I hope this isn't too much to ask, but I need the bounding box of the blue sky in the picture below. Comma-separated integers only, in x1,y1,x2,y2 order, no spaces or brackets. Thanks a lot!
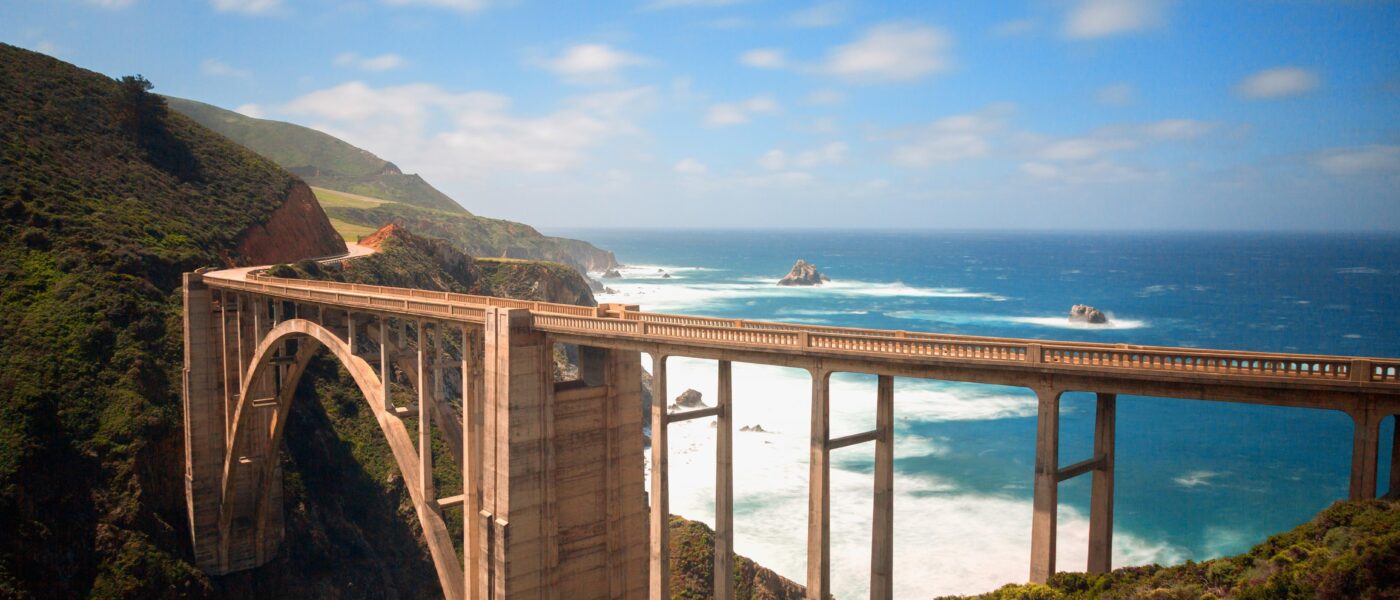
5,0,1399,230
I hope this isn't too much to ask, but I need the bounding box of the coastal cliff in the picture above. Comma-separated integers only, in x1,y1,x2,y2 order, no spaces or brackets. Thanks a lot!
233,181,346,265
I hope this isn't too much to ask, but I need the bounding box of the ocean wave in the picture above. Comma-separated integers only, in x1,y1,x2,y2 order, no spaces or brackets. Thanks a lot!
889,311,1148,331
1335,266,1380,275
595,278,1007,313
647,357,1184,597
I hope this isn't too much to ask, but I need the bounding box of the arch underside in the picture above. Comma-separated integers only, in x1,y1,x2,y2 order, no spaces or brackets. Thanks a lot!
220,318,465,597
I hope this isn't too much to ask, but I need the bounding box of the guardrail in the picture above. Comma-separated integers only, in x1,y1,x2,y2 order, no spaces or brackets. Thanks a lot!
204,271,1400,387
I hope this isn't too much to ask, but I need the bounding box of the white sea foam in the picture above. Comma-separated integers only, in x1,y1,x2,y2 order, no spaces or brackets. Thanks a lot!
595,277,1007,313
889,311,1148,331
646,358,1185,597
1335,266,1380,275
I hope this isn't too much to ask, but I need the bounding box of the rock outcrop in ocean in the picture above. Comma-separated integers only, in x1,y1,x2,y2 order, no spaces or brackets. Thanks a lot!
1070,304,1109,324
668,389,708,412
777,259,830,286
602,268,622,279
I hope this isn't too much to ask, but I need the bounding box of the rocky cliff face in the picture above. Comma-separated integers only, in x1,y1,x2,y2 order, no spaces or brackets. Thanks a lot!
233,181,346,265
669,516,813,599
477,258,597,306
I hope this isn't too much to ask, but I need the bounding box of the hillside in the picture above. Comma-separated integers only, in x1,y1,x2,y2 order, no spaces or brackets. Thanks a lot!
325,200,617,273
951,498,1400,600
0,43,347,596
166,97,464,213
168,96,619,273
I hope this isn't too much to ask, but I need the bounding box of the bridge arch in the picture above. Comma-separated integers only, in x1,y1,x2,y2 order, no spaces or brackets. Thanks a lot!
216,317,465,598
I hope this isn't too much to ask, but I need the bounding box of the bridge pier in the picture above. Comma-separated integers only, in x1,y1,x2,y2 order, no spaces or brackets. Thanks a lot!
1029,390,1117,583
1349,406,1381,500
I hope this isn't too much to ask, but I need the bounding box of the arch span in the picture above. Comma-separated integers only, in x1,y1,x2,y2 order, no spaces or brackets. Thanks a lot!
217,317,464,598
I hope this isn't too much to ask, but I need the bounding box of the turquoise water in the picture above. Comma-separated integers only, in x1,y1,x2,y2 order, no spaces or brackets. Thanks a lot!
554,229,1400,596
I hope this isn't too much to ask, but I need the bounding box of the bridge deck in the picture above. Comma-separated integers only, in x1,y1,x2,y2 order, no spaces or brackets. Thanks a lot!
203,268,1400,403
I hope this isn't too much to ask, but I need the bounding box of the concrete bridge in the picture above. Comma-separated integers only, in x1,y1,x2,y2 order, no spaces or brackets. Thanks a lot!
182,266,1400,599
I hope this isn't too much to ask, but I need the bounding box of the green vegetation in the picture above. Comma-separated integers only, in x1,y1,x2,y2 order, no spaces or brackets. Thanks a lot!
166,97,465,213
668,516,811,600
949,499,1400,600
0,42,318,596
326,201,617,273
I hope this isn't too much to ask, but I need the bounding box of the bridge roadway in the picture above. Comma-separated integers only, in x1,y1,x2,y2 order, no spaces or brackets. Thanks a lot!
187,265,1400,600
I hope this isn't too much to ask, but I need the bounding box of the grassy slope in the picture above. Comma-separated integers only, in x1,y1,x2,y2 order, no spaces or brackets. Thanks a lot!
166,97,618,273
951,499,1400,600
0,43,329,597
166,97,465,214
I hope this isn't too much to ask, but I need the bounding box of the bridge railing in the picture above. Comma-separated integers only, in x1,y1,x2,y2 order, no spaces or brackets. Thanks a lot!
209,272,1400,387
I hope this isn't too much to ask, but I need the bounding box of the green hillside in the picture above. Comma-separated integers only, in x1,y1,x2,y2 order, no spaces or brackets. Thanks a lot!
167,97,619,273
166,96,465,213
951,499,1400,600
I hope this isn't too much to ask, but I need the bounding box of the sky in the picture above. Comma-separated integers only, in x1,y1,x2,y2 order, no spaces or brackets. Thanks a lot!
4,0,1400,231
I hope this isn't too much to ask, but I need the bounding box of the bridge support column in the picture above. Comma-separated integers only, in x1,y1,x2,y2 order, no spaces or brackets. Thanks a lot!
715,360,735,600
1390,415,1400,499
649,354,670,600
807,369,831,600
1029,388,1061,584
871,375,895,600
1350,405,1381,500
184,274,226,572
481,307,554,598
1088,393,1116,574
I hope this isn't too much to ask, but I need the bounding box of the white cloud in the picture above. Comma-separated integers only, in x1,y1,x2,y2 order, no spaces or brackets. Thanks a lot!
88,0,136,8
993,19,1036,37
335,52,407,72
1019,159,1153,184
888,104,1013,167
1063,0,1165,39
383,0,490,12
541,44,651,84
787,2,845,28
1038,137,1137,161
1234,66,1321,100
804,90,845,105
210,0,283,15
758,142,848,170
821,22,953,83
740,48,787,69
757,150,787,170
674,158,708,175
1035,119,1212,160
1095,82,1136,106
1313,145,1400,175
275,81,654,175
201,58,252,78
1139,119,1213,140
705,95,779,126
235,104,266,118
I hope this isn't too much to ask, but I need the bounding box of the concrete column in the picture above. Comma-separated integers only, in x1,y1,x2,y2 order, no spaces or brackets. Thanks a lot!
715,360,735,600
419,320,434,503
182,273,227,572
1350,405,1381,500
380,318,393,412
481,307,553,597
871,375,894,600
649,354,670,600
1029,388,1061,584
807,370,831,600
1088,393,1116,574
463,326,481,600
1389,415,1400,499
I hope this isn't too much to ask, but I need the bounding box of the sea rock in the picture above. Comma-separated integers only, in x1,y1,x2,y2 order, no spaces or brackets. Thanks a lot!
777,259,830,286
1069,304,1109,324
662,273,671,279
602,268,622,279
740,424,767,433
668,388,708,412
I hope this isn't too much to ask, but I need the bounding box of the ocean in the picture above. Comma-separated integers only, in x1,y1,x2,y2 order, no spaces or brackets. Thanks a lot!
550,229,1400,598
